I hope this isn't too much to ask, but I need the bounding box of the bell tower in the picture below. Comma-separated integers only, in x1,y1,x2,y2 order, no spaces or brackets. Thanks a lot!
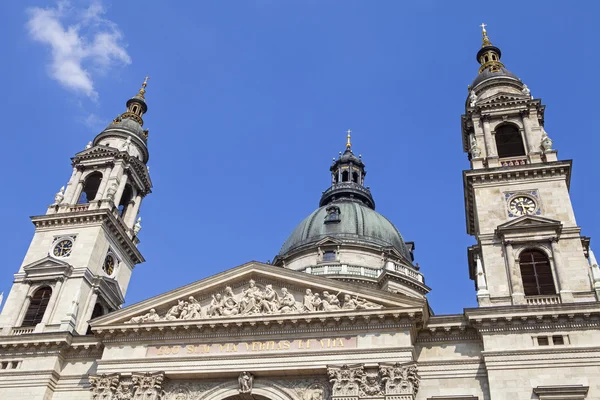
0,79,153,335
461,26,600,307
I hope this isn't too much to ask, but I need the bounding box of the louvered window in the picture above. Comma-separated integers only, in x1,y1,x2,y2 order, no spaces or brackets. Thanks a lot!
519,250,556,296
21,287,52,327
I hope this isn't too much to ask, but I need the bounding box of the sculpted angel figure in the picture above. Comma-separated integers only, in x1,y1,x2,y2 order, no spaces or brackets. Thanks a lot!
278,287,298,313
222,286,240,316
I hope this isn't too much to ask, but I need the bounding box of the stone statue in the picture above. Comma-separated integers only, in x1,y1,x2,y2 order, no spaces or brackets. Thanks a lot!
164,300,184,321
85,141,92,149
126,308,160,324
239,279,261,314
238,372,253,394
54,186,65,205
222,286,240,316
107,182,118,200
260,284,279,314
522,84,532,98
469,134,481,158
321,291,341,311
278,288,299,313
207,294,223,317
133,217,142,235
541,129,553,152
184,296,202,320
121,136,132,152
303,383,325,400
469,90,478,107
303,289,315,312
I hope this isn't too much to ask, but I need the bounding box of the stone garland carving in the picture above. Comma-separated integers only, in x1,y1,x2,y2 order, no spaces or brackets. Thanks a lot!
126,280,383,324
327,363,420,399
89,372,166,400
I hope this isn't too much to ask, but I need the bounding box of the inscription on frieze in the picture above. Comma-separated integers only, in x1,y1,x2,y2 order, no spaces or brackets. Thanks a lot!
147,337,357,357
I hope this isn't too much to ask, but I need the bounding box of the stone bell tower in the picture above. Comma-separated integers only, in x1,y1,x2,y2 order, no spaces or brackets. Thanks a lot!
461,25,600,307
0,79,153,335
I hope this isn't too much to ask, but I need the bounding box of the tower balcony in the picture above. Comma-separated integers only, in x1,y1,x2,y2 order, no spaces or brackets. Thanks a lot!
499,156,528,167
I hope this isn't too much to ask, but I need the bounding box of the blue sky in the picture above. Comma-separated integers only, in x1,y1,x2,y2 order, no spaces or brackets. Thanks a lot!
0,1,598,315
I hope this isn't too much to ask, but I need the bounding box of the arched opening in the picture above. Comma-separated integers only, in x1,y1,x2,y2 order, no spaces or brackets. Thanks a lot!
352,171,359,183
495,124,525,158
87,303,105,334
519,249,556,296
118,184,133,217
341,170,349,182
22,286,52,327
78,172,102,204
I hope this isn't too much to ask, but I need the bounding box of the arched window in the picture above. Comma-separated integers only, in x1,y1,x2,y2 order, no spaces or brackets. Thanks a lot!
495,124,525,158
77,172,102,204
352,171,359,183
519,249,556,296
22,287,52,327
341,170,349,182
87,303,105,334
118,185,133,217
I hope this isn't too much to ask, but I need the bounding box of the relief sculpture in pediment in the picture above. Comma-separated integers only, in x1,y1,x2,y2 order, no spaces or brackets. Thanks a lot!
125,279,382,324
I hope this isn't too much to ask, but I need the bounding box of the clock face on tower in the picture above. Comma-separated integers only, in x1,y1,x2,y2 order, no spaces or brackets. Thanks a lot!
508,196,537,216
52,239,73,257
103,255,115,276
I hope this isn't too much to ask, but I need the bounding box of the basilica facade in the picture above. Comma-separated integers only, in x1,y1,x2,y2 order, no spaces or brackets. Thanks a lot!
0,27,598,400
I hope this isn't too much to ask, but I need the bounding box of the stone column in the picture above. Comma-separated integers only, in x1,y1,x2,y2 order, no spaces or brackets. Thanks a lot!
505,241,525,305
77,288,99,334
550,238,574,303
481,115,499,167
95,164,113,201
66,168,85,204
61,167,79,205
114,173,130,207
125,194,143,227
521,109,542,163
13,293,32,329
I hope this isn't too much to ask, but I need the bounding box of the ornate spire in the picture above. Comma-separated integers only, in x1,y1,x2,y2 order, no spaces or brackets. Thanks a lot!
113,77,149,128
476,24,504,74
346,129,352,151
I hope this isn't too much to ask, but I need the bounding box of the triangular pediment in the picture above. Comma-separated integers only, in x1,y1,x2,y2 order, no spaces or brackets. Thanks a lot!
496,215,562,236
23,256,73,281
477,92,530,108
74,145,119,159
91,261,424,328
315,237,343,247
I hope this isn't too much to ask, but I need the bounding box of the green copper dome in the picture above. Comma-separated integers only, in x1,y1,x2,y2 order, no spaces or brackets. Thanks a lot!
278,201,412,261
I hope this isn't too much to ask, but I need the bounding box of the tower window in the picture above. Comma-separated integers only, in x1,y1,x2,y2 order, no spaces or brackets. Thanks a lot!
323,251,336,262
87,303,105,334
21,287,52,327
342,170,349,182
78,172,102,204
519,249,556,296
352,171,359,183
118,184,133,217
495,124,526,158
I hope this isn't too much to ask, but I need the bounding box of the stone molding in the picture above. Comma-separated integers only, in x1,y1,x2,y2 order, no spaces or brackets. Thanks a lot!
533,385,589,400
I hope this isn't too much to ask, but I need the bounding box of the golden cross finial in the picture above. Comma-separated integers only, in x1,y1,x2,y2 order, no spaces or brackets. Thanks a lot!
142,76,149,88
346,129,352,149
136,76,149,99
480,23,492,47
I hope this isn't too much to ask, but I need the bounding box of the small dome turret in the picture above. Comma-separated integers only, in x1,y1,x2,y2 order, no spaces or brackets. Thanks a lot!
471,24,521,89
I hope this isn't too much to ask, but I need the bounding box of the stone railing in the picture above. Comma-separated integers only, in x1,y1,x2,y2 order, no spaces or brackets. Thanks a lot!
305,263,423,282
500,156,528,167
526,295,561,306
394,264,424,283
11,327,35,336
68,203,90,212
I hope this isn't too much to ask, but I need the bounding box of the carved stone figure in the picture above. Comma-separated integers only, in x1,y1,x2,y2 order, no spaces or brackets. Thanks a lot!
86,141,92,149
541,129,553,152
107,182,118,200
522,84,532,98
121,136,132,152
222,286,239,316
469,134,482,158
133,217,142,235
54,186,65,205
469,90,478,107
208,294,223,317
359,371,383,397
238,372,254,394
126,308,159,324
303,383,326,400
122,280,384,323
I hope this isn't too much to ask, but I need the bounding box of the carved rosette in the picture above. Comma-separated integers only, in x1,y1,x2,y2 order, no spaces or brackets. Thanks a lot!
328,363,420,400
89,372,166,400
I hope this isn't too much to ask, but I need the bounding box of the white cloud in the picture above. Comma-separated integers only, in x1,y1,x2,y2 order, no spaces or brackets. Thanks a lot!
26,1,131,99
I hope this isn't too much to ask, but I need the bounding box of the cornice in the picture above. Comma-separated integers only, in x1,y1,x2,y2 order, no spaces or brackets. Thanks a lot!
95,308,424,343
30,209,144,265
0,331,103,356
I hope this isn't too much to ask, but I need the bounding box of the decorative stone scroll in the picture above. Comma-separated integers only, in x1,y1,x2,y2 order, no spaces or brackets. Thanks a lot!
89,372,166,400
126,280,383,324
327,363,420,400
